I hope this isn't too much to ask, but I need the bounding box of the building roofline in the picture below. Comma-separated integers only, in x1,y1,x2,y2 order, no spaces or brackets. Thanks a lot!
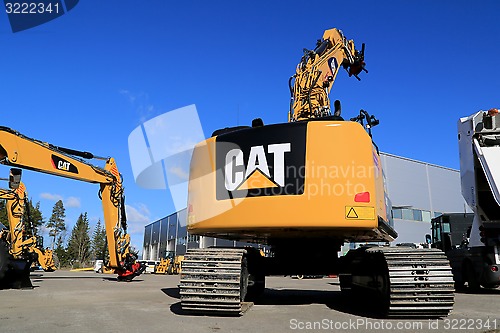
380,152,459,173
143,207,187,228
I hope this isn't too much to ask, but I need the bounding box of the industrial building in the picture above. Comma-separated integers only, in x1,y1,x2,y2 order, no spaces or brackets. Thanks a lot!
381,152,470,244
142,152,470,260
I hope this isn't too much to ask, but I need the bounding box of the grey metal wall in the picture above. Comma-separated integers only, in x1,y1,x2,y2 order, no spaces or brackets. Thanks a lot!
380,152,471,244
142,209,187,260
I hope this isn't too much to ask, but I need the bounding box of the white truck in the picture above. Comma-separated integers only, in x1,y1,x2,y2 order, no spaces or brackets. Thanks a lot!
441,109,500,290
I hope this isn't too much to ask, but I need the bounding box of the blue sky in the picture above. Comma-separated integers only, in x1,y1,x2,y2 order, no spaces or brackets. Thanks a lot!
1,0,499,253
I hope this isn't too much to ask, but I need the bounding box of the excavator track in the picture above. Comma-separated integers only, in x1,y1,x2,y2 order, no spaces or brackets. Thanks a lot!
180,248,249,315
370,247,455,318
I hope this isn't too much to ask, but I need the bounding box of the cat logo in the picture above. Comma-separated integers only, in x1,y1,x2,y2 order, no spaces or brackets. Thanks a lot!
215,122,306,199
224,143,291,191
51,155,79,174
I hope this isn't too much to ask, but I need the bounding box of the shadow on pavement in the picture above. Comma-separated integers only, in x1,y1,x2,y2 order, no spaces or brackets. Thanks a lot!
455,287,500,295
255,288,382,318
161,287,180,299
161,285,383,318
32,275,107,280
101,277,144,282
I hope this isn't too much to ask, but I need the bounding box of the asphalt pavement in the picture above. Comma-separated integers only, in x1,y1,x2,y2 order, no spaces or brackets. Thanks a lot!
0,271,499,333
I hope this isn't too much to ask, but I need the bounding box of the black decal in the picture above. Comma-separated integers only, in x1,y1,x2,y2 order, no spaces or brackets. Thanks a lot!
215,122,306,199
51,155,79,174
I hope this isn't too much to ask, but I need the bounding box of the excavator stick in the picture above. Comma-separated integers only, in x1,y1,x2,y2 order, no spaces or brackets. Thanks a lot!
0,240,33,289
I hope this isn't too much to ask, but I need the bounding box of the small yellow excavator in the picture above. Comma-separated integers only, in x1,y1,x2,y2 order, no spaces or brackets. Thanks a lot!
154,254,184,275
180,28,454,317
0,127,146,288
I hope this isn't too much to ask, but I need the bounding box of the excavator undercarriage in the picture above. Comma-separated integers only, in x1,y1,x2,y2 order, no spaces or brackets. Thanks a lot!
180,244,454,317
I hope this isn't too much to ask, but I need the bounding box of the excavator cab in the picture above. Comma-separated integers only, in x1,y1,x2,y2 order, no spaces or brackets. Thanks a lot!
8,168,21,190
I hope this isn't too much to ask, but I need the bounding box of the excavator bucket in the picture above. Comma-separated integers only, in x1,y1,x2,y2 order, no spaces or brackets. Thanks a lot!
116,262,146,282
116,253,147,282
39,249,57,272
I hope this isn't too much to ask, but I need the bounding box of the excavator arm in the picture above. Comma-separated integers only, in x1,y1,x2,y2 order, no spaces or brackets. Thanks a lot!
0,126,144,280
289,28,367,121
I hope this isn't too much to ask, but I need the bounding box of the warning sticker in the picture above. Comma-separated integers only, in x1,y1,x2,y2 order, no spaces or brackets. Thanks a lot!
345,206,375,220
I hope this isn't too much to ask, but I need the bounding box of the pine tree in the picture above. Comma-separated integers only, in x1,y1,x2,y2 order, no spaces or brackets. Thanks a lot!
67,213,91,267
54,234,69,268
46,200,66,249
91,219,107,260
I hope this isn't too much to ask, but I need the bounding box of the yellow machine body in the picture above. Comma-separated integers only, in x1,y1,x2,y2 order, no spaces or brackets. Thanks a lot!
187,120,394,244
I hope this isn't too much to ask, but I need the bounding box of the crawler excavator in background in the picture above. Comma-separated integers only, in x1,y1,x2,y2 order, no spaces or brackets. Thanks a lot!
0,169,37,288
0,170,57,285
0,127,145,288
180,28,455,317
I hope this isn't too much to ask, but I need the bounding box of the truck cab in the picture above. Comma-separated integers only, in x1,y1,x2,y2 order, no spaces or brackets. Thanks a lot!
430,213,500,290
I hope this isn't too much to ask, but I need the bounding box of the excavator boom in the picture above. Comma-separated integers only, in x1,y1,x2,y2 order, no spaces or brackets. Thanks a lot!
289,28,366,122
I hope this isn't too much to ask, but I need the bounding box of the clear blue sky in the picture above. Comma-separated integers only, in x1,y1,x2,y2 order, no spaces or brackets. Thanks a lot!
1,0,499,252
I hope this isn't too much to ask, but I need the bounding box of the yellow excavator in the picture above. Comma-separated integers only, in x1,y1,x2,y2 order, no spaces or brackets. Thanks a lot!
180,28,454,317
0,127,146,288
0,170,57,280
